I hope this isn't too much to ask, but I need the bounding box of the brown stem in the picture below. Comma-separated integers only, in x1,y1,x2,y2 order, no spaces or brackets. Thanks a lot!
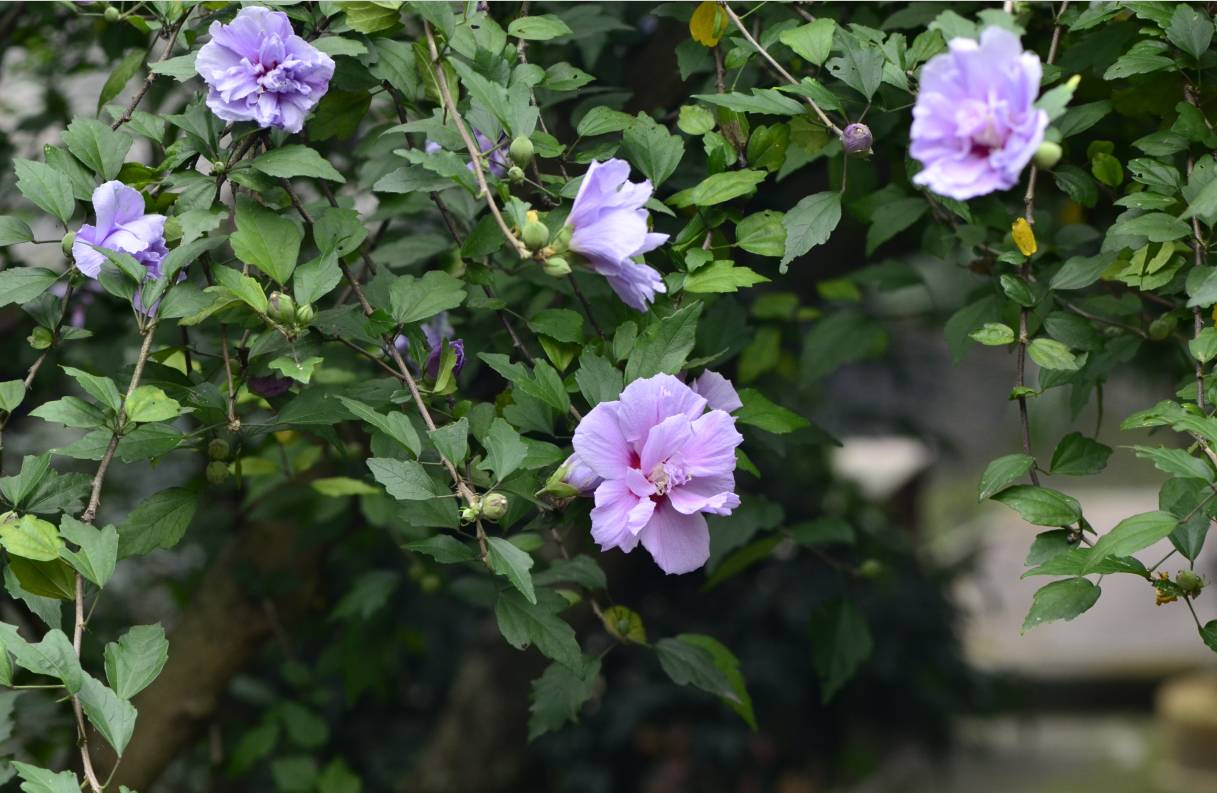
111,8,192,130
220,331,240,431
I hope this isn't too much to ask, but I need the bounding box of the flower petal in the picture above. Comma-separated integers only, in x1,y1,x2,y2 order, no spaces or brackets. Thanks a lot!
681,410,743,478
615,374,706,450
667,472,740,516
690,370,742,413
590,479,654,552
92,181,146,233
638,500,710,575
640,414,692,472
572,401,632,479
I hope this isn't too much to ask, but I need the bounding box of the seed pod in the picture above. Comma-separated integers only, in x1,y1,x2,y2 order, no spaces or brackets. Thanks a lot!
509,136,534,168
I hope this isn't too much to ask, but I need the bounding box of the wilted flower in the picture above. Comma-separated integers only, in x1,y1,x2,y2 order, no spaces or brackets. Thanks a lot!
572,373,743,575
910,27,1047,200
72,181,167,279
566,159,668,311
195,6,335,134
425,129,508,177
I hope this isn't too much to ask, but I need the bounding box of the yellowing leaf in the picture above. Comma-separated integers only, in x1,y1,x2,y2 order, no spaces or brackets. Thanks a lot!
1012,217,1037,257
689,1,728,47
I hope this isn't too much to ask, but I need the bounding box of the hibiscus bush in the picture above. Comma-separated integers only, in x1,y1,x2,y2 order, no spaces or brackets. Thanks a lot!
1,0,1215,790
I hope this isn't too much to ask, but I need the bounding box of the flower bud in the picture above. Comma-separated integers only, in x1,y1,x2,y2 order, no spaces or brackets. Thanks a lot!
207,438,230,461
1033,141,1063,170
205,461,229,485
1149,314,1178,341
61,231,76,257
509,136,534,168
481,492,509,521
211,160,227,175
841,123,873,157
542,256,571,277
460,503,480,524
552,224,573,254
28,326,53,350
522,219,550,252
294,303,315,326
419,573,442,594
856,558,887,579
1177,570,1204,597
104,5,121,22
507,165,525,184
268,291,296,325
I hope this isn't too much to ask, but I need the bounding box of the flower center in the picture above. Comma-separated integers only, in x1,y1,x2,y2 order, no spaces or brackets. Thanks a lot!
647,460,689,496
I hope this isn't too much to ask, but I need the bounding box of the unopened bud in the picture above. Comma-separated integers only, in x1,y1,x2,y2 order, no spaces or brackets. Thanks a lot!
268,291,296,325
1033,141,1063,170
207,438,230,461
841,122,873,157
104,5,120,22
507,165,525,184
211,159,227,175
481,492,509,520
542,256,571,277
419,573,442,594
460,503,480,524
552,224,573,254
1149,314,1178,341
522,219,550,252
294,303,315,326
205,461,229,485
509,136,534,168
856,558,887,579
1177,570,1204,597
28,326,53,350
61,231,76,257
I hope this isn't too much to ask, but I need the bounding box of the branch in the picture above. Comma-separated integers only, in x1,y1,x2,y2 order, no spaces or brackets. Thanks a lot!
111,7,192,131
720,2,843,136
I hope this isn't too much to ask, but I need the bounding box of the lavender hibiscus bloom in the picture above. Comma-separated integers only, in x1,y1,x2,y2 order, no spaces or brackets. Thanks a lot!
195,6,335,134
72,181,167,279
910,27,1048,200
690,370,742,413
566,159,667,311
572,373,743,575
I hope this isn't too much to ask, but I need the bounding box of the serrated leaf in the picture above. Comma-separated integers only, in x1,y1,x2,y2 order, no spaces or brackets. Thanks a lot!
1022,577,1100,631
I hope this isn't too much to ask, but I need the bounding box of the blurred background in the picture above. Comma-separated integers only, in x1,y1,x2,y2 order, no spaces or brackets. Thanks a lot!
0,3,1215,793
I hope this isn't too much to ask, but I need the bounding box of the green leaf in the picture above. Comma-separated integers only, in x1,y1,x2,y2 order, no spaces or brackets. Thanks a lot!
148,51,199,81
655,635,738,701
1166,4,1212,59
970,322,1015,346
1022,577,1100,631
624,302,703,381
213,265,269,314
62,118,132,181
335,396,421,456
735,388,809,434
1133,446,1214,481
367,458,439,501
293,251,343,306
1113,212,1190,242
826,33,884,99
0,514,62,562
124,385,180,424
507,14,572,40
0,215,34,246
251,145,345,183
781,192,841,270
79,674,137,755
575,351,623,406
0,625,80,686
429,418,469,465
678,633,756,729
1050,252,1115,290
865,197,927,255
683,260,770,293
1028,338,1081,371
268,355,324,385
488,537,539,603
11,762,80,793
495,589,581,665
104,623,168,700
1049,432,1112,476
59,367,121,415
14,160,75,225
992,485,1082,527
1191,327,1217,364
668,170,767,208
808,599,872,701
528,308,583,344
576,106,636,137
230,197,303,284
98,49,145,113
389,271,466,325
344,1,402,33
677,104,716,135
480,418,529,483
311,477,379,497
978,453,1035,500
694,89,805,115
735,210,786,257
0,267,60,307
117,487,198,558
1086,511,1178,572
405,535,478,564
0,380,25,413
779,18,835,65
533,555,608,590
1201,620,1217,654
528,658,601,740
59,516,117,587
622,113,684,188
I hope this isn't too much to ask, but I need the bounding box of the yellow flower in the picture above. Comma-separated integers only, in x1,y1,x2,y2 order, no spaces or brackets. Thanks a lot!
1012,217,1037,257
689,1,728,47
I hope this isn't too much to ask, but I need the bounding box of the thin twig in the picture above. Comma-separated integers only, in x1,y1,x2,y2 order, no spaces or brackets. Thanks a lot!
220,331,240,431
111,7,192,130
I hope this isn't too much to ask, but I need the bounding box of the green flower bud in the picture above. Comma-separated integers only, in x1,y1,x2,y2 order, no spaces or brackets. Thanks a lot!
542,256,571,277
420,573,442,594
1033,141,1063,170
481,492,509,521
294,303,315,326
537,462,579,502
207,438,231,461
507,165,526,184
61,231,76,257
205,461,229,485
460,503,480,524
551,224,573,254
856,558,887,579
28,326,53,350
268,291,297,325
522,219,550,252
1177,570,1204,596
509,136,534,168
1149,314,1178,341
211,160,227,175
103,5,121,22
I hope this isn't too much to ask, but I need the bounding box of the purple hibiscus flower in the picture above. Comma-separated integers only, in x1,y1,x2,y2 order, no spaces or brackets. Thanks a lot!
910,27,1048,201
690,369,742,413
572,373,743,575
72,181,167,279
425,129,509,177
195,6,335,134
393,312,465,379
566,159,668,311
